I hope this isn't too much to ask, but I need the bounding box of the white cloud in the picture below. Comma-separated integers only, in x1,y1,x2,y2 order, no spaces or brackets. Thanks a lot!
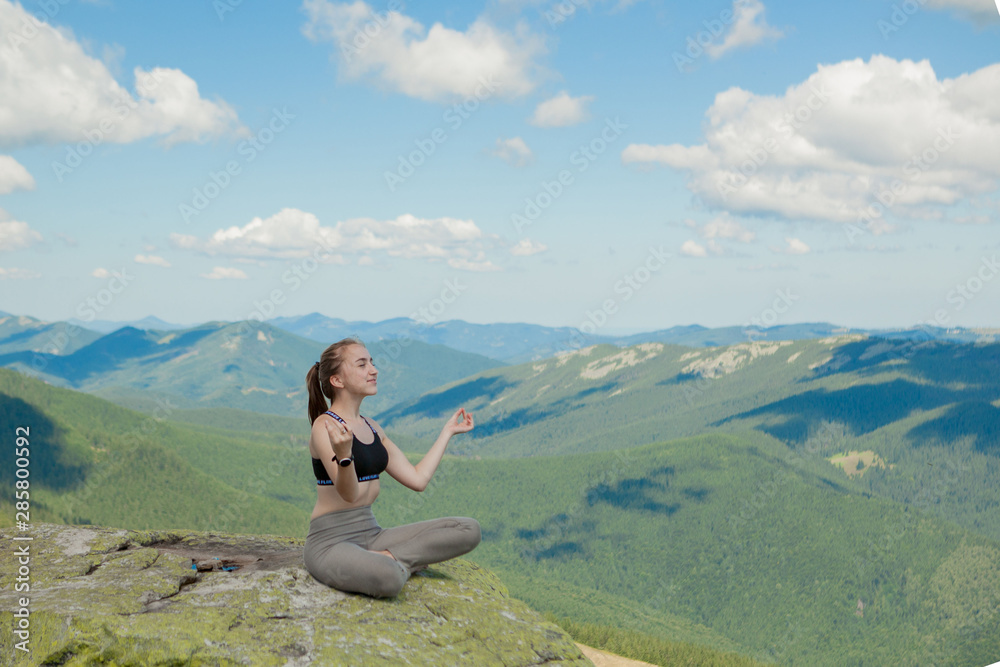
0,156,34,194
772,237,810,254
0,0,243,148
700,214,756,242
925,0,1000,24
447,256,501,271
202,267,249,280
510,238,547,255
91,268,110,278
134,254,171,267
529,91,594,127
706,0,783,59
680,240,708,257
172,208,500,270
0,267,40,279
301,0,545,102
492,136,534,166
0,220,42,251
623,55,1000,225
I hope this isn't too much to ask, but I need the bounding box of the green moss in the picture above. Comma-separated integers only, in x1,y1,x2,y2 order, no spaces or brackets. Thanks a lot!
0,522,591,666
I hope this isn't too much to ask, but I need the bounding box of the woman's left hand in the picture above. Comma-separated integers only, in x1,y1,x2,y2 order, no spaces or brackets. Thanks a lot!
443,407,474,436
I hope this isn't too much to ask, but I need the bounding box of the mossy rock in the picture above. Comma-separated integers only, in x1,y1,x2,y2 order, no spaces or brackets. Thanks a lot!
0,522,592,666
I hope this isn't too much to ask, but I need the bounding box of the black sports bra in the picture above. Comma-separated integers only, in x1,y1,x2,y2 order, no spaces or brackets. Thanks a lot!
312,411,389,484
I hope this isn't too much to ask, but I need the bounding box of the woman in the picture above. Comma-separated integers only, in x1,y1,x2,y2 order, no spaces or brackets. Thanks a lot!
303,337,481,598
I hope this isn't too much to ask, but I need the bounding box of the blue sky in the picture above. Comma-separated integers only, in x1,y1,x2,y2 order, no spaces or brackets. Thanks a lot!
1,0,999,335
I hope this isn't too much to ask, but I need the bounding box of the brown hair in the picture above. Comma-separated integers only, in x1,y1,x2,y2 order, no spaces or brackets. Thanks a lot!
306,337,364,424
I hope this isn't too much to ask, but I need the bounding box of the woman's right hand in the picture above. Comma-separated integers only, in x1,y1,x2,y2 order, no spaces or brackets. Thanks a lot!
324,419,354,461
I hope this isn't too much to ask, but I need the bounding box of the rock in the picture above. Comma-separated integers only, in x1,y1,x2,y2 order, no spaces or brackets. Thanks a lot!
1,522,592,666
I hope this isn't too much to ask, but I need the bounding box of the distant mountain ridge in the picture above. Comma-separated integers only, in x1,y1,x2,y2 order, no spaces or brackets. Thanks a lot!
0,320,501,418
66,314,192,333
8,310,997,364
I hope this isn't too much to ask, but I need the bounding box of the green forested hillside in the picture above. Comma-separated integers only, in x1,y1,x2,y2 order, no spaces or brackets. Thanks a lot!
0,314,103,355
0,368,311,535
0,320,501,418
379,337,1000,544
369,433,1000,666
3,331,1000,666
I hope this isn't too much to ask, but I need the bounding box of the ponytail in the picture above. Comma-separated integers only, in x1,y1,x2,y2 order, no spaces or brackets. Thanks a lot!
306,337,364,424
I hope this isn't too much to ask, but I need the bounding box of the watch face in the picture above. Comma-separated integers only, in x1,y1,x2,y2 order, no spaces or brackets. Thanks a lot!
339,458,353,467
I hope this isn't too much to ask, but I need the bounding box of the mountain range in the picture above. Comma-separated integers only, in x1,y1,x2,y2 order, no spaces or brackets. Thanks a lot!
2,327,999,665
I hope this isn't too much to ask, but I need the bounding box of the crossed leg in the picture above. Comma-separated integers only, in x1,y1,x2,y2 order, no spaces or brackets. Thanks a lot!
374,549,427,573
367,516,481,574
309,540,409,599
306,517,481,599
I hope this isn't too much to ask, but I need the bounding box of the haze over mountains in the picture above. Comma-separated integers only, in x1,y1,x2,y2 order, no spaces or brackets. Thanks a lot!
8,310,1000,362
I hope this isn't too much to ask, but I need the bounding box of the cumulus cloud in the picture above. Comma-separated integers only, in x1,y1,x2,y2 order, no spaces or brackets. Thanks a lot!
680,240,708,257
492,136,534,166
682,214,755,255
0,267,40,279
0,156,34,194
772,237,810,254
924,0,1000,24
202,267,249,280
623,55,1000,226
447,253,501,271
134,254,171,267
509,238,547,255
529,91,594,127
171,207,501,270
706,0,783,59
301,0,545,102
699,214,756,242
0,0,243,148
0,220,42,251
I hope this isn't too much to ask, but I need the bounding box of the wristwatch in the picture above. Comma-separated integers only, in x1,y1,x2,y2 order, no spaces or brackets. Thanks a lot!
333,454,354,467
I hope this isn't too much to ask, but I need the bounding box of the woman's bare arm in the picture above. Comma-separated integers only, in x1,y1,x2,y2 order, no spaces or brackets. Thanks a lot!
311,416,360,502
372,408,473,492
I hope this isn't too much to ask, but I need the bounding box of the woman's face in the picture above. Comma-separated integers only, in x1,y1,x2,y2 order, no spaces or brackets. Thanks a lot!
332,344,378,395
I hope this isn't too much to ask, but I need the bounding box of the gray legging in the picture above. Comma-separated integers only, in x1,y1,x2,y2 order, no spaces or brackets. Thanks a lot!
304,504,482,598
